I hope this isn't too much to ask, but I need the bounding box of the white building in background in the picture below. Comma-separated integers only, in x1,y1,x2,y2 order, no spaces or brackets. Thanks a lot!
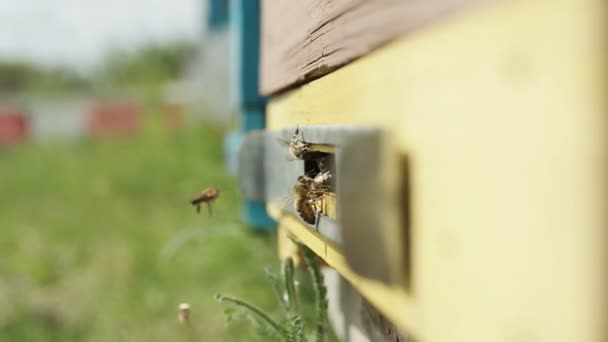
165,0,233,125
27,98,89,142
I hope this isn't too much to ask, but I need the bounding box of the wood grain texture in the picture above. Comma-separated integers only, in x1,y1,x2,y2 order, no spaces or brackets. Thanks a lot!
260,0,484,95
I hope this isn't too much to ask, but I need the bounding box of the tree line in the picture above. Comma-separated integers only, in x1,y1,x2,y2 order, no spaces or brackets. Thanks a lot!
0,40,198,95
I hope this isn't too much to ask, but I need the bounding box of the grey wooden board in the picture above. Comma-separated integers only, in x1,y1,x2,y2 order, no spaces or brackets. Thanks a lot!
238,130,267,201
265,124,406,285
317,214,341,245
323,268,410,342
260,0,486,95
337,129,406,285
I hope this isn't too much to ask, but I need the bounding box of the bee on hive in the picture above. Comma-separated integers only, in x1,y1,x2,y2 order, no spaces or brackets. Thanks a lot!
277,126,333,171
290,171,332,229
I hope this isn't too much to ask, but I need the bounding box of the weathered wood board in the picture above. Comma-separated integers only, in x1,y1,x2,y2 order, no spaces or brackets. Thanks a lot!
260,0,485,95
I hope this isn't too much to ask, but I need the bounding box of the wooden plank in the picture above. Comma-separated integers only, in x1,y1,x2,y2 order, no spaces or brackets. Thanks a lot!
267,0,607,341
0,109,28,148
337,129,407,286
260,0,485,95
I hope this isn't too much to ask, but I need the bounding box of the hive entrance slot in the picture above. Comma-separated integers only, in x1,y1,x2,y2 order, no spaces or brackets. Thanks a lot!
304,153,336,192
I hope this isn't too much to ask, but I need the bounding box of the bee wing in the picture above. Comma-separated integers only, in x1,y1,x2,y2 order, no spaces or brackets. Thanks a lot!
277,138,300,161
295,125,304,139
304,169,317,177
206,202,213,216
276,138,291,147
281,193,296,209
313,170,332,184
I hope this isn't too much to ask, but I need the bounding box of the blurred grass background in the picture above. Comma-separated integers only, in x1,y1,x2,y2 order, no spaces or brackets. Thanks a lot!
0,114,281,341
0,38,336,341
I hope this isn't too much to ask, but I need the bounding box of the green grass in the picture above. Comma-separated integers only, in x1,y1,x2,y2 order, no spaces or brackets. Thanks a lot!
0,115,281,341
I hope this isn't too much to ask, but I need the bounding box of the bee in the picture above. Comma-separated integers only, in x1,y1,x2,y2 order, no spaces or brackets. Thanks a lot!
292,176,317,225
191,187,220,215
277,126,332,164
290,171,332,229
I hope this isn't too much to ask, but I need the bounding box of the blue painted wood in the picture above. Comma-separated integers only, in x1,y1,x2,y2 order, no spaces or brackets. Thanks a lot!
242,201,276,231
230,0,266,109
223,130,243,176
226,0,275,230
207,0,230,31
241,108,265,132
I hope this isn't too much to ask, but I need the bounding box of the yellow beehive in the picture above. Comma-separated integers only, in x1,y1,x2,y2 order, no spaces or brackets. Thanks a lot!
262,0,607,341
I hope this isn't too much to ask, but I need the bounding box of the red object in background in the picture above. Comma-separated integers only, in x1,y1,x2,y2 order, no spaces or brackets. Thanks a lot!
0,110,28,148
88,102,141,137
165,103,185,130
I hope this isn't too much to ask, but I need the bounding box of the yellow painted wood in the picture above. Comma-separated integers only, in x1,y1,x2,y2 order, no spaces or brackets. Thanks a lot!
275,194,336,261
308,143,335,154
277,222,302,266
320,193,336,220
267,0,607,341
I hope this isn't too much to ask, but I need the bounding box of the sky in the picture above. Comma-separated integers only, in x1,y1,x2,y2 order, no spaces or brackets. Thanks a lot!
0,0,202,68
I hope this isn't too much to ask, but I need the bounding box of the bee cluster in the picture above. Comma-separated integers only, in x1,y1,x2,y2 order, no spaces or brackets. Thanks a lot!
190,127,334,229
279,127,334,229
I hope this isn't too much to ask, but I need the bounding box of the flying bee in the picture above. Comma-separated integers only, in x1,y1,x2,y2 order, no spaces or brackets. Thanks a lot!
191,187,220,215
277,126,333,170
289,171,332,229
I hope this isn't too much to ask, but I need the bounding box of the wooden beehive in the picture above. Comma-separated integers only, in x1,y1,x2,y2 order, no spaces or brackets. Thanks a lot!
0,107,28,148
88,101,141,137
257,0,608,341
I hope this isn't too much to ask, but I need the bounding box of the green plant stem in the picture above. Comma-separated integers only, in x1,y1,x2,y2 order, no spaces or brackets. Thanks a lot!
299,244,328,342
265,266,289,312
215,294,286,338
282,257,299,313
